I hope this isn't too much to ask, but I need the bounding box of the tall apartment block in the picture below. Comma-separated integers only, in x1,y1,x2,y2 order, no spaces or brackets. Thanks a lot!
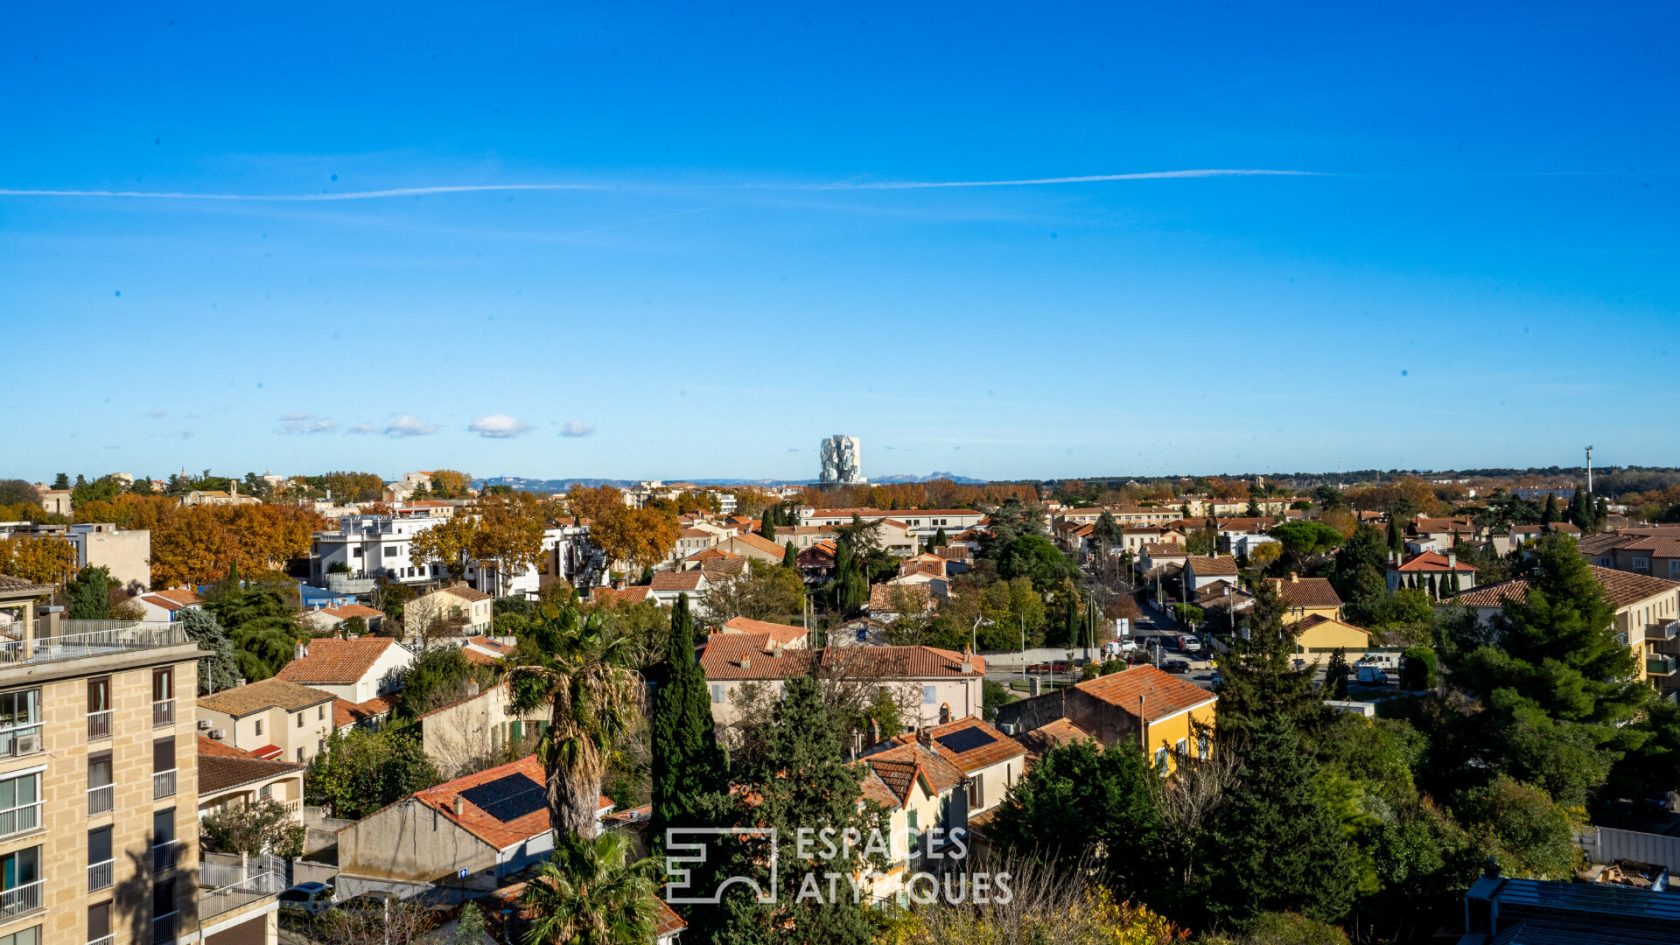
0,575,279,945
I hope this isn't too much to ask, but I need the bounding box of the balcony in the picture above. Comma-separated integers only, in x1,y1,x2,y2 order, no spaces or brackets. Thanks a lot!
325,572,377,594
1648,655,1677,677
153,699,175,728
153,768,177,800
0,801,41,839
0,879,43,920
88,937,113,945
152,911,178,945
87,709,112,740
151,840,181,875
88,783,114,815
0,620,187,668
1653,620,1680,642
199,854,286,923
88,858,113,892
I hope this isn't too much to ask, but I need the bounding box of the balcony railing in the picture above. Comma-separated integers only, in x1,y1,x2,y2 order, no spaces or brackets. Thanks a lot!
153,768,177,800
87,709,112,740
153,700,175,728
1654,620,1680,642
87,936,113,945
0,725,43,759
88,783,114,815
152,911,179,945
1649,655,1677,677
0,879,43,920
199,866,285,922
0,620,187,667
0,801,41,839
152,840,181,875
88,858,113,892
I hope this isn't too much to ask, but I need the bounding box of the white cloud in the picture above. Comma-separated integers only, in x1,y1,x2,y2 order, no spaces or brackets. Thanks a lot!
346,422,378,435
279,413,337,435
559,421,595,438
382,414,438,437
468,414,531,439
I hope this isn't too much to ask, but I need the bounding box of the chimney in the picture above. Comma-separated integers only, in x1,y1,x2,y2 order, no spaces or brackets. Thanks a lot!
961,649,974,674
739,655,751,670
917,727,933,747
453,795,464,817
230,481,238,497
1289,571,1299,584
294,641,308,660
1447,551,1457,569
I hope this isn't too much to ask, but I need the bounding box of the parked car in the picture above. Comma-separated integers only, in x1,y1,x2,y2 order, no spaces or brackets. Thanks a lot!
278,882,334,916
1179,634,1203,654
1355,666,1390,686
1025,662,1050,674
1161,659,1192,674
1050,659,1072,673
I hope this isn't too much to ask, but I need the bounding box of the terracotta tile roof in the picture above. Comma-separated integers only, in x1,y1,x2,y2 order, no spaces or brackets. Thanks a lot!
727,532,786,558
869,582,933,613
1142,542,1188,557
1294,614,1372,640
440,584,493,603
333,695,395,727
650,570,705,592
410,755,612,850
462,649,500,667
199,678,335,718
323,603,384,621
654,900,686,938
1073,665,1216,722
1390,550,1476,574
699,557,749,581
1413,517,1475,535
1272,576,1343,609
859,742,966,807
884,717,1025,772
1186,556,1239,577
1014,717,1093,757
718,616,808,647
805,508,981,520
197,736,304,794
700,640,983,681
685,547,742,563
0,575,51,596
1453,565,1680,610
467,635,514,655
591,586,651,605
277,637,403,686
146,587,205,609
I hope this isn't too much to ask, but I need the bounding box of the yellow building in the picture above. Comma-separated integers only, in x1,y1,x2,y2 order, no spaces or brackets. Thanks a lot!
0,574,279,945
994,665,1217,775
1271,573,1344,624
1290,614,1374,668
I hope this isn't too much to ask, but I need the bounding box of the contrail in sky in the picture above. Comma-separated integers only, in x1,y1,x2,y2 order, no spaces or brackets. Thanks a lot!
0,169,1316,202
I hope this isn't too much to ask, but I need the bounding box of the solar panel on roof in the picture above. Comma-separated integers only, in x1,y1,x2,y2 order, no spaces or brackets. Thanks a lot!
459,774,546,823
935,726,997,754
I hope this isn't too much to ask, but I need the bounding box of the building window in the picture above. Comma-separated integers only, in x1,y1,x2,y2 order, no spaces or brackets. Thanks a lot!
296,712,304,728
152,878,178,945
153,737,176,800
88,901,111,945
151,669,174,727
87,677,112,740
922,686,936,705
318,706,325,721
254,719,263,736
0,846,42,919
296,747,305,762
1175,738,1188,758
151,809,179,875
1154,746,1169,773
88,827,113,892
0,772,40,839
1197,733,1210,759
0,927,38,945
0,690,41,758
87,753,114,815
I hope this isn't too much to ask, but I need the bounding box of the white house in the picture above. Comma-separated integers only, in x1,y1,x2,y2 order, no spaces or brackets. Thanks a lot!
275,636,415,705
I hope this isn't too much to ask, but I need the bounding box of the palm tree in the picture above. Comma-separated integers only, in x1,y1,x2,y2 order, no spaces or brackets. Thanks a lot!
508,611,642,839
521,831,660,945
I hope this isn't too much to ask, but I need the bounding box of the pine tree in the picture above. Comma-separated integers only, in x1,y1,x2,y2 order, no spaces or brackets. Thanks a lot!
1203,714,1359,926
1215,580,1321,744
649,595,726,854
1325,647,1351,700
67,565,113,620
716,673,880,944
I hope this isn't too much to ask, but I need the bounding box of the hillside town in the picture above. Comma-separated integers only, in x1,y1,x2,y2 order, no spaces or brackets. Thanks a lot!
2,457,1680,944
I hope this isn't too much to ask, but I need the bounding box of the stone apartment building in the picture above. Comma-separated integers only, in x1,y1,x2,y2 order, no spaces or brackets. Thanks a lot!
0,574,278,945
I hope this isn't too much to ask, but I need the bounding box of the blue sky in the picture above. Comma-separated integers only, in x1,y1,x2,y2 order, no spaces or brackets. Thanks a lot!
3,3,1677,483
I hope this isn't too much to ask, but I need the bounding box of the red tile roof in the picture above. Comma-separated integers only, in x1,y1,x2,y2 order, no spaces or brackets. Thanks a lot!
410,756,612,850
718,616,808,647
1014,718,1093,758
859,742,966,807
1453,565,1680,610
277,637,403,686
1073,665,1217,722
650,570,705,592
1272,576,1343,609
439,584,493,603
1390,550,1477,574
884,718,1024,772
700,640,983,681
145,587,204,610
1187,556,1240,577
196,735,304,794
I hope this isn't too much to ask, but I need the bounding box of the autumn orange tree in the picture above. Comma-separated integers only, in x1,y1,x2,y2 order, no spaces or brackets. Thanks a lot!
408,493,547,584
564,484,625,523
0,536,78,586
427,469,472,498
150,504,324,588
590,504,679,573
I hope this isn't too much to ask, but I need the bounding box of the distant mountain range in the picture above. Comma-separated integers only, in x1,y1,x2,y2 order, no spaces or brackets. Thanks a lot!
473,471,984,492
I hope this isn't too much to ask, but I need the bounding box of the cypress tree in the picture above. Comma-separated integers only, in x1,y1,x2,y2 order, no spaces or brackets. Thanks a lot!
781,541,797,570
1386,515,1404,556
1325,647,1350,699
1203,714,1359,926
760,511,776,542
649,594,727,854
1541,493,1559,526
